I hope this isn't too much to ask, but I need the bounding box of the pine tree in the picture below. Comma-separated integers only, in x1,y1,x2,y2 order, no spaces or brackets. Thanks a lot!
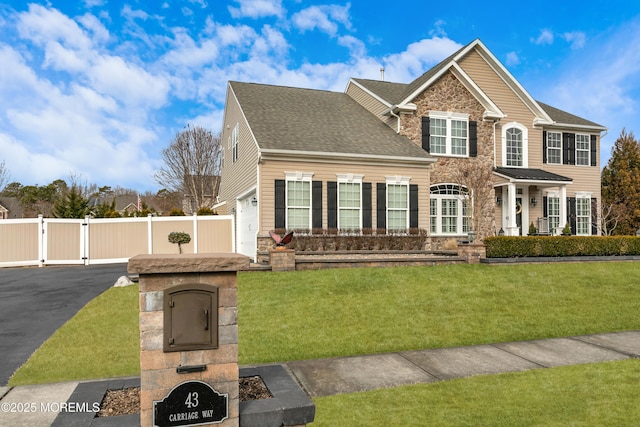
601,129,640,235
53,185,89,218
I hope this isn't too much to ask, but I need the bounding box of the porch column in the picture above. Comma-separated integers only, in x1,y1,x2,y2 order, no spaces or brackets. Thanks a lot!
559,184,567,233
506,183,518,236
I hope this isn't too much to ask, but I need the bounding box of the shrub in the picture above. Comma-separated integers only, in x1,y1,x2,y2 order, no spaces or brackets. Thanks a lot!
169,208,186,216
485,236,640,258
196,206,217,215
168,231,191,253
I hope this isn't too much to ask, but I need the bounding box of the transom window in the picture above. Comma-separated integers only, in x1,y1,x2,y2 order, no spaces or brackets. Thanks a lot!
576,134,590,166
430,184,468,235
547,132,562,164
429,112,469,156
337,174,363,231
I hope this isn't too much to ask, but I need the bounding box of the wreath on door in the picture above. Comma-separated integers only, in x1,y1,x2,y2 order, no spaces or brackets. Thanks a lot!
515,201,523,215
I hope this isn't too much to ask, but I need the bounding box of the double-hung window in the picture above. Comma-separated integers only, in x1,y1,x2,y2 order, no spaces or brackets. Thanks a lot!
337,174,362,231
286,172,312,230
430,184,468,235
429,112,469,156
576,194,591,235
547,193,560,234
576,134,590,166
387,178,409,231
547,132,562,164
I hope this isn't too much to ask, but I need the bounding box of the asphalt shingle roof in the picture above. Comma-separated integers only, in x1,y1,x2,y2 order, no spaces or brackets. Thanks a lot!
494,167,573,182
230,81,432,160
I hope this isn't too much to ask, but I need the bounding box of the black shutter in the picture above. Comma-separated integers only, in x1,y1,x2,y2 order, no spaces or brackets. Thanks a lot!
409,184,419,229
275,179,286,229
563,133,576,165
590,135,597,167
312,181,322,230
469,121,477,157
591,198,598,235
567,197,577,235
362,183,372,229
542,131,547,164
327,181,337,230
376,183,386,230
421,117,430,152
543,196,548,217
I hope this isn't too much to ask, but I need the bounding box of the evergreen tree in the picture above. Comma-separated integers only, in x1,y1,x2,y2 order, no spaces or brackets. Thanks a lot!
601,129,640,235
53,185,89,218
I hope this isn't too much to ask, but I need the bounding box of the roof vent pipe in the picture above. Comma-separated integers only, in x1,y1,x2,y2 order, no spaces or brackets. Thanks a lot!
380,67,385,81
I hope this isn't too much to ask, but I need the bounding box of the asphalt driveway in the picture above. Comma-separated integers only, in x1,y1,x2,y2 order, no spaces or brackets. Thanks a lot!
0,264,129,385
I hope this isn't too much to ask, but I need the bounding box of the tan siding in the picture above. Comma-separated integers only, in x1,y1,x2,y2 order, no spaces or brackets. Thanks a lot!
459,49,539,167
346,83,397,129
259,158,430,233
218,86,260,215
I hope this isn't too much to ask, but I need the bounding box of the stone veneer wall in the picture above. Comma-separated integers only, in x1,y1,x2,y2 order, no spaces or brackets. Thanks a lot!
129,253,248,427
400,72,497,248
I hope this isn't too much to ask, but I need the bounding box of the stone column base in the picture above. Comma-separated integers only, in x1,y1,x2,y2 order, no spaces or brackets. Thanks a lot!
269,249,295,271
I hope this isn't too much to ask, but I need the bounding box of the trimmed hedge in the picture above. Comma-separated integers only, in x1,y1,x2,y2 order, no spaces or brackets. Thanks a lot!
485,236,640,258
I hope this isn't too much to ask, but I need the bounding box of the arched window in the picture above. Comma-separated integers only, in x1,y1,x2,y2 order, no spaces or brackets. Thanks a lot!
430,184,468,235
502,122,528,167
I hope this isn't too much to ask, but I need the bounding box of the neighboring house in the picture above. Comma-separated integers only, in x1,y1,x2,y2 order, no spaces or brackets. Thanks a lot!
0,197,23,219
217,39,606,259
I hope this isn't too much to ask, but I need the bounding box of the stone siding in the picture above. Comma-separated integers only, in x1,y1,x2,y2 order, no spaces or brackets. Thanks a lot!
400,72,497,244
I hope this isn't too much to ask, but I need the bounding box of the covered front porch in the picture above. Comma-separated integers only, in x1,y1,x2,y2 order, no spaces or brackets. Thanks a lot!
494,167,573,236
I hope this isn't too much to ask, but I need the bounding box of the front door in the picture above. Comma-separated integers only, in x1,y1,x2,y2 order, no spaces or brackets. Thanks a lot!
516,197,523,235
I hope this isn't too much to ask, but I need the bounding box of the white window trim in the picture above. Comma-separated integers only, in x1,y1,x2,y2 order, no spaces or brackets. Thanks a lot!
501,122,528,168
546,131,562,165
429,111,470,158
546,191,561,235
430,183,469,236
575,134,591,166
386,176,411,231
336,174,363,231
285,171,314,230
232,124,239,163
575,192,592,236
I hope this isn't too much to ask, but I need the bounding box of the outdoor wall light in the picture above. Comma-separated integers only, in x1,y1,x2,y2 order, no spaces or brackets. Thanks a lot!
496,196,502,206
251,196,258,206
530,197,537,207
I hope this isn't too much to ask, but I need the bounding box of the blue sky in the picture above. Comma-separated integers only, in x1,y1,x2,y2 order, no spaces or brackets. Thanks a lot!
1,0,639,193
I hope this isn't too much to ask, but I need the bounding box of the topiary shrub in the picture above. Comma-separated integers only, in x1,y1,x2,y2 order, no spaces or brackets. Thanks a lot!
168,231,191,254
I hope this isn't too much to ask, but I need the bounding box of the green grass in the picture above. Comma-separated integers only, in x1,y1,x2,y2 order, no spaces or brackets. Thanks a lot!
238,262,640,363
312,359,640,426
8,284,140,386
9,262,640,387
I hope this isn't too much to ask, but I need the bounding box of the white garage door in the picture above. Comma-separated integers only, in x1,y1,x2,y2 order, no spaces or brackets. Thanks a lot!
238,194,257,260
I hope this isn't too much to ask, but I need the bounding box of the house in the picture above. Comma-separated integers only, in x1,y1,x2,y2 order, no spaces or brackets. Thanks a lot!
217,39,606,260
0,197,23,219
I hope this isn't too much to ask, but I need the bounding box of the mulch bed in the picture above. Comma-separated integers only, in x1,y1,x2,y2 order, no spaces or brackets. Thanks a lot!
96,376,272,417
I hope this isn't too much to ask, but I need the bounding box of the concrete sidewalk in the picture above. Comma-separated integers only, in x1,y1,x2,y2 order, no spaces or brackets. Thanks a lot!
1,331,639,426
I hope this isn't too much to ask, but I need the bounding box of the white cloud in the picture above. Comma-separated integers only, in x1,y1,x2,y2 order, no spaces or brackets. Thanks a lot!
381,37,462,82
506,51,520,66
532,29,554,45
291,4,352,37
562,31,586,49
228,0,285,19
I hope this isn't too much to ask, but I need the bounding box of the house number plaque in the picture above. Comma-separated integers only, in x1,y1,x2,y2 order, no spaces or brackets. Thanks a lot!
153,380,228,426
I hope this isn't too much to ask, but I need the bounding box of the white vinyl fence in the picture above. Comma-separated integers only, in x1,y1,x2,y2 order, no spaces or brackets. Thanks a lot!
0,215,235,268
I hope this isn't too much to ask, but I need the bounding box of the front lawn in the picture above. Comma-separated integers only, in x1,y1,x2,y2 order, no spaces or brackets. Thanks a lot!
9,262,640,386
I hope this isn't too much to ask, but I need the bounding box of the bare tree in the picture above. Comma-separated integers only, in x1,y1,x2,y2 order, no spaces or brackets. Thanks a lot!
0,160,10,192
451,159,495,240
599,200,622,236
155,125,222,212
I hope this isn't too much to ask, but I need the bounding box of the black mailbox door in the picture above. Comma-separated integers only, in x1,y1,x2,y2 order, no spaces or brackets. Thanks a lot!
164,284,218,352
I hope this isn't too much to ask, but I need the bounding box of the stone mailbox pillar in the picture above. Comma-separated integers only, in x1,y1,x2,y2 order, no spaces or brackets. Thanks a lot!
128,253,248,427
